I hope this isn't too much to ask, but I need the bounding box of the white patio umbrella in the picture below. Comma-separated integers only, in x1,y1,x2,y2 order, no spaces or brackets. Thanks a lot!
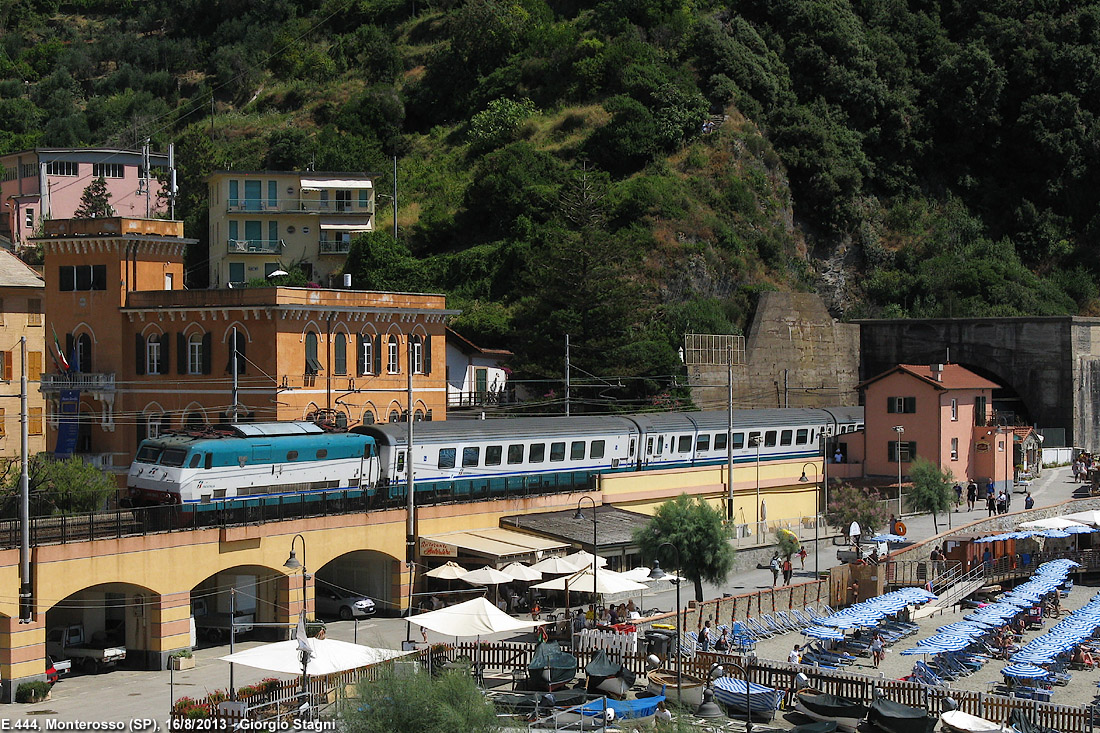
460,565,515,586
501,562,543,582
220,638,406,676
532,567,647,596
530,554,588,574
1018,517,1089,530
618,566,682,617
424,561,468,580
564,550,609,568
1061,510,1100,527
412,596,545,637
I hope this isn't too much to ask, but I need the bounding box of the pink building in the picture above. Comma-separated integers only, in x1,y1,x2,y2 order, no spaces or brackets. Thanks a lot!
859,363,1017,493
1,148,169,249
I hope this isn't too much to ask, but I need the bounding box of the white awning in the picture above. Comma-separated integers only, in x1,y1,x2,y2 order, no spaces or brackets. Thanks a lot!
419,527,568,562
300,178,372,190
319,219,371,231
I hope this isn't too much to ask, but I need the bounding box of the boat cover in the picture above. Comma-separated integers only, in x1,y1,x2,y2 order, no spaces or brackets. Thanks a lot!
792,722,839,733
578,695,665,719
868,698,936,733
798,690,868,720
528,642,579,687
584,649,637,689
1009,710,1059,733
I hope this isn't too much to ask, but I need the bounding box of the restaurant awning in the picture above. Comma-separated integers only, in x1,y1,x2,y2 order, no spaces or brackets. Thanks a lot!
319,218,371,231
300,178,373,190
419,527,568,565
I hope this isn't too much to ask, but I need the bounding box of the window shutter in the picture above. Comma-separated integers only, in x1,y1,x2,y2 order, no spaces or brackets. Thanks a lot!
904,396,916,413
1,352,9,382
28,352,41,380
177,333,186,374
887,441,895,463
373,334,382,374
135,334,146,375
160,334,170,374
908,441,916,460
136,415,147,446
886,397,896,414
201,332,212,374
423,332,431,375
356,333,365,375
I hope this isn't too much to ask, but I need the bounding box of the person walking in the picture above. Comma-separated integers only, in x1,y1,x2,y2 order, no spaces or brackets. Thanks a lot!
997,490,1007,515
966,480,977,511
789,644,803,664
953,483,963,511
870,633,885,668
987,490,997,517
1024,491,1035,510
782,556,793,585
798,546,808,570
769,552,780,587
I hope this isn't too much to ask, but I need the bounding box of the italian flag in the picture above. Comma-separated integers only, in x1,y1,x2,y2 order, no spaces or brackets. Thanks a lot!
51,325,70,372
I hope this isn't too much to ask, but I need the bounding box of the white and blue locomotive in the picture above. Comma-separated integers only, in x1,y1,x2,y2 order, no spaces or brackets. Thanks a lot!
126,407,862,507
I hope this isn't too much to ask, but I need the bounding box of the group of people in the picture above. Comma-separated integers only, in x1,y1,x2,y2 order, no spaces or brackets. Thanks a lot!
769,547,809,586
1072,453,1094,483
697,617,737,653
566,600,641,631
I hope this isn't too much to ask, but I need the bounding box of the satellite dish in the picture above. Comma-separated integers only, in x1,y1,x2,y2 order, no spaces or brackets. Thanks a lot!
849,522,861,538
268,269,289,277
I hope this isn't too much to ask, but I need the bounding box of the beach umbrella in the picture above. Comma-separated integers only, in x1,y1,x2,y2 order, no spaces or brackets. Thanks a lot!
802,626,845,641
500,562,543,582
938,623,989,636
530,555,588,574
917,634,972,651
1060,510,1100,526
424,561,468,580
901,647,937,655
1040,530,1072,539
460,566,515,586
1019,518,1089,530
1011,651,1056,664
564,550,609,569
1002,663,1050,679
1063,525,1096,534
819,616,867,630
531,567,647,595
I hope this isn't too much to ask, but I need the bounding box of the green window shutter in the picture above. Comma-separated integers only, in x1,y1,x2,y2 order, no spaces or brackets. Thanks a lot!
373,334,382,374
160,333,170,374
887,441,896,462
229,180,238,208
423,332,431,375
136,415,147,447
904,397,916,413
886,398,896,414
356,333,365,375
135,334,145,375
201,332,212,374
268,180,278,209
908,441,916,460
177,333,186,374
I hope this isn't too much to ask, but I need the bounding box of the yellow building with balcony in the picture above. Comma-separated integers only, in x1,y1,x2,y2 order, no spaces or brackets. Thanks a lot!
0,249,46,457
207,170,376,288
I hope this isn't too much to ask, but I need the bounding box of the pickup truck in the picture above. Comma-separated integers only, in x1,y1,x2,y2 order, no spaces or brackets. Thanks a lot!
836,541,888,563
192,598,255,643
46,625,126,675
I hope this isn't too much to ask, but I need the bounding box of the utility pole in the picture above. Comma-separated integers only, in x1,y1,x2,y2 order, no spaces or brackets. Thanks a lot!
726,346,734,523
565,334,570,417
392,156,398,240
18,336,31,623
405,336,416,616
230,327,238,423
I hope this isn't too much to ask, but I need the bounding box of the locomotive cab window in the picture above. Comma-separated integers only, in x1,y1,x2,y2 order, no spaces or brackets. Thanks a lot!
316,449,328,459
530,444,545,463
591,440,605,460
462,447,480,467
714,434,727,451
697,435,710,452
570,441,585,460
780,430,793,446
486,446,502,466
656,436,664,454
550,442,566,462
204,453,213,469
796,429,808,445
189,454,201,468
507,444,524,464
629,439,635,456
438,448,456,469
161,448,187,467
677,435,692,452
135,446,161,463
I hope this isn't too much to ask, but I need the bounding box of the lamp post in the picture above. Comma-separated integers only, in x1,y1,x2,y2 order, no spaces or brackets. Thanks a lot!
725,661,753,733
648,543,681,705
799,462,820,577
284,534,310,708
893,426,905,518
574,497,598,606
750,435,762,539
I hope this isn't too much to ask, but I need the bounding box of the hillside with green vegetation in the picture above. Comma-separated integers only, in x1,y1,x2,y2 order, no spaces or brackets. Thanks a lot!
3,0,1099,409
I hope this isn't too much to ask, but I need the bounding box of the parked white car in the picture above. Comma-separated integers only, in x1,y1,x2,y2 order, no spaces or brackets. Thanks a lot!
314,582,376,620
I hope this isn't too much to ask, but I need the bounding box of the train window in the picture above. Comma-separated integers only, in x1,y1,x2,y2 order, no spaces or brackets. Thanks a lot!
764,431,777,447
287,450,299,460
462,447,480,467
189,454,201,468
796,429,808,445
810,429,816,443
656,436,664,454
316,449,328,459
550,442,566,462
697,435,710,452
591,440,605,459
629,439,635,457
570,441,585,460
645,437,653,455
780,430,793,446
530,444,545,463
161,448,187,467
747,431,761,448
486,446,502,465
397,451,405,473
507,444,524,464
204,453,212,469
733,433,745,449
438,448,456,469
714,434,727,451
135,445,161,463
677,435,692,452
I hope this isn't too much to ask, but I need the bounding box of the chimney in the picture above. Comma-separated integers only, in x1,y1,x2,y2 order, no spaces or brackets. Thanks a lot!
931,363,944,381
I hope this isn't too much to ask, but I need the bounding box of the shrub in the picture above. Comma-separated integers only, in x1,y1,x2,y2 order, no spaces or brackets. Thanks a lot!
16,681,51,703
170,649,192,659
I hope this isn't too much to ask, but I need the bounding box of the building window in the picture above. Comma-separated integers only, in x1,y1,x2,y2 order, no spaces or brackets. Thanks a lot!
188,334,204,375
27,298,41,326
229,263,245,284
388,409,399,423
305,331,321,375
92,163,124,178
58,265,107,292
75,334,92,373
974,396,987,426
950,398,958,421
411,335,423,374
45,161,78,176
20,164,36,179
888,440,917,462
147,335,162,375
336,190,352,212
950,437,959,461
28,351,41,380
333,333,347,375
887,396,917,413
28,408,42,435
387,335,399,373
25,209,33,229
359,337,373,375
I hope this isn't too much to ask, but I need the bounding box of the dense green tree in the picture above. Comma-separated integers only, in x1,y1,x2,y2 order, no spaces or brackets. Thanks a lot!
825,484,889,539
265,128,313,170
633,494,736,602
0,454,118,518
908,456,955,534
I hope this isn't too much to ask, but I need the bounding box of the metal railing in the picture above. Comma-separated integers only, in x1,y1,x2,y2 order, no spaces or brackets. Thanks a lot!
318,240,352,254
226,201,375,215
40,372,115,392
227,238,284,254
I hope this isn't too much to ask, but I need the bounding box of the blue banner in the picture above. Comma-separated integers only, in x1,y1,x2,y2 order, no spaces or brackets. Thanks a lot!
54,389,80,457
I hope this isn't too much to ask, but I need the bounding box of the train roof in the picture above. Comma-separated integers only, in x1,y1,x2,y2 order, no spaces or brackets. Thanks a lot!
356,415,639,446
630,408,853,433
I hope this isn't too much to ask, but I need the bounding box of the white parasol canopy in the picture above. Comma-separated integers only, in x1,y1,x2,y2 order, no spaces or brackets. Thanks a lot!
424,561,468,580
220,638,406,676
460,565,515,586
1060,510,1100,527
532,567,648,595
1018,517,1089,530
619,566,683,583
500,562,543,582
565,550,609,568
530,555,588,574
412,596,545,637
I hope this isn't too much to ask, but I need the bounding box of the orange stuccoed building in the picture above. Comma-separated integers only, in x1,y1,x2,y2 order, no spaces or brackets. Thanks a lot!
36,217,455,479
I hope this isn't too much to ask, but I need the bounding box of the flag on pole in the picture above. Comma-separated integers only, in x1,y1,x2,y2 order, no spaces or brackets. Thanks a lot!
50,325,69,371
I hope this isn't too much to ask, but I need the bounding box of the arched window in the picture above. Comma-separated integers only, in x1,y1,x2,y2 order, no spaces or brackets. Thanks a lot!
187,334,204,375
305,331,320,375
414,409,424,422
333,333,347,376
358,335,373,375
146,334,162,374
388,409,400,423
387,335,399,373
185,411,204,429
76,333,92,373
411,335,423,374
362,410,375,425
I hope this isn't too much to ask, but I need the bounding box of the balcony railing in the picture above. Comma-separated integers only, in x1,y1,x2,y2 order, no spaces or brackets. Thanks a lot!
226,200,375,215
319,240,352,255
40,373,116,392
227,239,284,254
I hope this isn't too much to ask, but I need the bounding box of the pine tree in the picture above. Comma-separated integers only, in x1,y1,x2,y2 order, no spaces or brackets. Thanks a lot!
73,176,115,219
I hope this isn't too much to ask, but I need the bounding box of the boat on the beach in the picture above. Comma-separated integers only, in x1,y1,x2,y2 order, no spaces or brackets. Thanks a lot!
867,698,936,733
491,689,588,718
713,676,784,721
794,688,868,732
527,641,579,692
645,669,706,707
940,710,1012,733
544,694,667,728
792,722,839,733
583,649,636,699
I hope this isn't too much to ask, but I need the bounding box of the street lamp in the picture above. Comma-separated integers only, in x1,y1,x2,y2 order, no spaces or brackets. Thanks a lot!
725,661,754,733
893,426,905,518
750,435,762,539
284,533,310,612
799,462,820,577
648,543,681,706
574,497,598,606
284,534,311,709
694,663,726,718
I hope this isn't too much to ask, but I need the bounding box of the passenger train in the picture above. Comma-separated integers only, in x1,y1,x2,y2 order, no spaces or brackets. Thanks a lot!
126,407,863,509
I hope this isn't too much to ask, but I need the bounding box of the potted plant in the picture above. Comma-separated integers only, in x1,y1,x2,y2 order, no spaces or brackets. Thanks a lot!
169,649,195,671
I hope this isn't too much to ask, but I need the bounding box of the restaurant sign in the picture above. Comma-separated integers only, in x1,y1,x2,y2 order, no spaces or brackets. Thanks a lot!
419,538,457,557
